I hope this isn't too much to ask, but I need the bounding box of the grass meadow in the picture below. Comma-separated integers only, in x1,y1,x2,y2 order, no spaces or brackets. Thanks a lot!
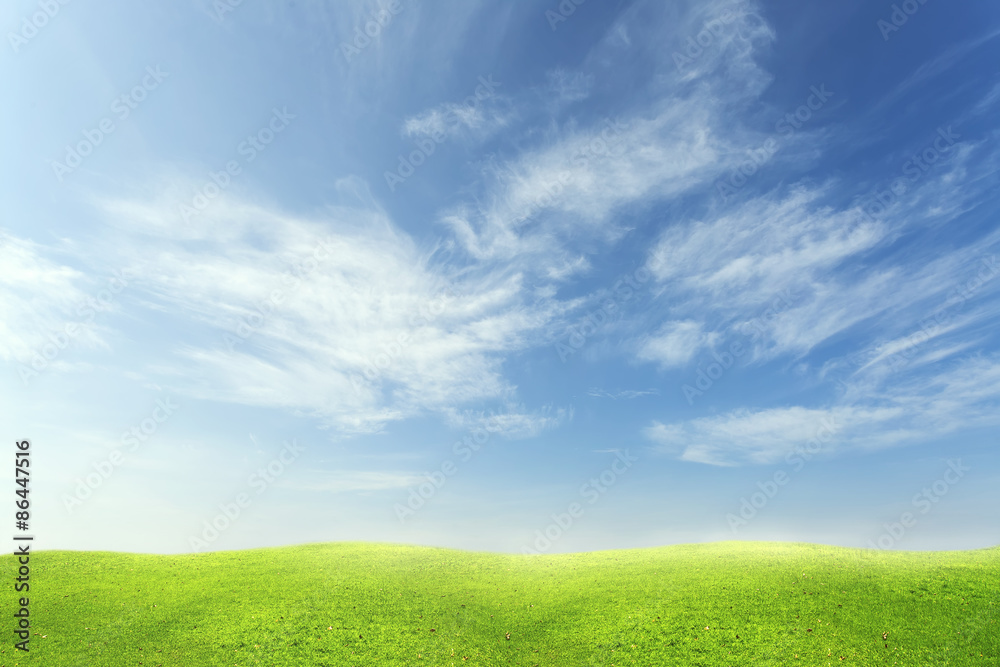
2,541,996,665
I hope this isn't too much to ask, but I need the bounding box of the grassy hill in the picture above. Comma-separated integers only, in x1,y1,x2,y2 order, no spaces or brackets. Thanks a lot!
2,541,996,666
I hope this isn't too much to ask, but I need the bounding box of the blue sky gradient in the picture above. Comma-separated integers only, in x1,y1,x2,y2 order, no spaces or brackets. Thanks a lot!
2,0,999,555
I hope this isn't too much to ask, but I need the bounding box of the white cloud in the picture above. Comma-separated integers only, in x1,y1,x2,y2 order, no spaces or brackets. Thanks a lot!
644,405,882,466
587,388,660,399
0,231,130,366
443,404,572,440
639,132,998,364
403,77,510,143
646,354,1000,466
437,1,778,276
444,101,738,265
87,188,563,435
872,28,1000,120
637,320,717,368
542,68,594,107
403,103,505,141
289,469,428,493
647,185,884,306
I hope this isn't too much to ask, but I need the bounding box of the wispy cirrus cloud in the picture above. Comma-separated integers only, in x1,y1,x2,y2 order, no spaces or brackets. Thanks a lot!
645,352,1000,467
74,181,571,436
0,233,89,363
586,388,659,400
402,86,511,143
637,320,719,369
442,403,573,439
437,0,777,274
288,469,429,493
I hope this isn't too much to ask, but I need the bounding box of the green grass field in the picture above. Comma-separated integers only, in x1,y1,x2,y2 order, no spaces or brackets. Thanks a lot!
2,541,996,666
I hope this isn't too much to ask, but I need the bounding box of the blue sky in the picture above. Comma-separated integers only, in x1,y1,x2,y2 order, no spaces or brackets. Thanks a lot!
3,0,999,555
